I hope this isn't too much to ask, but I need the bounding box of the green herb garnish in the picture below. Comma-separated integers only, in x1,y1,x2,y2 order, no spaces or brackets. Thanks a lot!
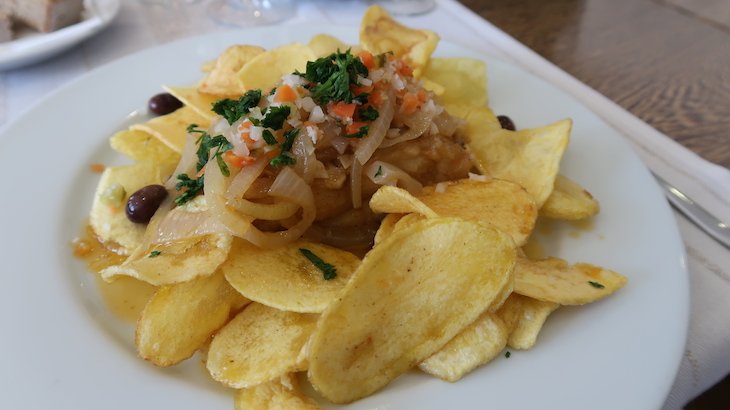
505,351,511,358
299,248,337,280
149,251,161,258
194,131,233,176
353,93,370,105
262,129,278,145
261,105,291,130
343,125,369,138
296,49,368,104
174,173,204,205
270,128,300,167
358,105,379,121
588,281,605,289
374,165,383,178
375,51,393,67
211,89,262,124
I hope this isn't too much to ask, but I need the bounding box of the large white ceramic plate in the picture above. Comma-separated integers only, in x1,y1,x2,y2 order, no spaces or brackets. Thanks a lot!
0,0,119,70
0,26,688,410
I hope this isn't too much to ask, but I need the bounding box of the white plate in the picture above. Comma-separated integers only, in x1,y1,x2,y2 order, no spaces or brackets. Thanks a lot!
0,0,119,70
0,26,688,410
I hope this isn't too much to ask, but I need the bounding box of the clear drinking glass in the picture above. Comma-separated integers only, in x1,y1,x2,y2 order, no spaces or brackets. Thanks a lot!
368,0,436,15
206,0,295,27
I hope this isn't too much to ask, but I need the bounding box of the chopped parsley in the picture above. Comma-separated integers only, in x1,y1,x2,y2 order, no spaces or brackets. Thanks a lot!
374,165,383,178
505,351,511,358
343,125,369,138
353,93,370,105
262,129,278,145
375,51,393,67
174,173,204,205
211,89,262,124
270,128,300,167
296,49,368,104
588,281,605,289
261,105,291,130
149,251,162,258
195,133,233,176
358,105,379,121
299,248,337,280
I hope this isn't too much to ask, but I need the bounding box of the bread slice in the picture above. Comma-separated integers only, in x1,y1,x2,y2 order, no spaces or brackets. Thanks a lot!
12,0,84,33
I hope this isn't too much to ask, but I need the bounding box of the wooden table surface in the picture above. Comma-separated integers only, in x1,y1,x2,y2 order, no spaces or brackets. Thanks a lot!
460,0,730,170
458,0,730,407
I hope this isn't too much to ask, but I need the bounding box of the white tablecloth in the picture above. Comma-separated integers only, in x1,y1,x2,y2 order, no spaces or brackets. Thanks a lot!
1,1,728,408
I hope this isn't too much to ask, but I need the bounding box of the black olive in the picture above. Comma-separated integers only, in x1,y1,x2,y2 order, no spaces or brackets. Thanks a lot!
497,115,516,131
148,93,183,116
126,185,168,224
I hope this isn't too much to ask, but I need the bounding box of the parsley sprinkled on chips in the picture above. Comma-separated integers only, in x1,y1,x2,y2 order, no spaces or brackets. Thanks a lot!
588,281,605,289
299,248,337,280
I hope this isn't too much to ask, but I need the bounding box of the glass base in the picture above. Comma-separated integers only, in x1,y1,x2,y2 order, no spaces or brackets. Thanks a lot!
206,0,295,27
368,0,436,16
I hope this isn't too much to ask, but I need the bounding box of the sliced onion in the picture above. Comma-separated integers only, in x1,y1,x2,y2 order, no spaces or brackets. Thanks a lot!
225,155,269,200
354,86,396,164
292,131,328,183
379,109,433,148
152,198,228,244
365,160,423,194
242,167,316,248
164,132,198,189
205,158,253,236
227,198,299,221
350,158,363,208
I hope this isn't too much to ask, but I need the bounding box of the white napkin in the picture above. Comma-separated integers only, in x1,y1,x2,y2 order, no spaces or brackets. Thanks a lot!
0,0,727,407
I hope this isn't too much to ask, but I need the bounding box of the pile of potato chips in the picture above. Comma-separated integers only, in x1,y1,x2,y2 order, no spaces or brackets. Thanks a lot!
81,6,627,408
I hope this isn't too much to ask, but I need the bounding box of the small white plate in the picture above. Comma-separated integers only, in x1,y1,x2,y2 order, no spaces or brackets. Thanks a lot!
0,0,120,70
0,26,688,409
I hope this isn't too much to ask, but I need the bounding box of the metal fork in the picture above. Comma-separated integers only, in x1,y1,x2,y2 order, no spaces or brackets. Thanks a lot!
652,172,730,249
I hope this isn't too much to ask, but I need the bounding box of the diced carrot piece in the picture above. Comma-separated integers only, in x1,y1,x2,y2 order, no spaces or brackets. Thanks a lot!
89,163,105,173
417,89,428,103
345,121,368,135
396,61,414,76
330,101,357,118
369,91,383,107
224,151,256,168
358,51,376,70
400,92,420,115
275,84,298,103
351,85,373,96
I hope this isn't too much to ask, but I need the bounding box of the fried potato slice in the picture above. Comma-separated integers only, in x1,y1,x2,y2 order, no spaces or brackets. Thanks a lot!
540,174,600,220
359,5,439,77
308,34,354,57
418,179,538,246
130,105,209,153
89,161,164,255
307,218,516,403
101,233,232,285
422,58,487,108
234,374,321,410
221,239,361,313
497,293,558,350
373,213,402,246
238,43,315,91
514,256,627,305
199,45,266,96
135,271,248,367
207,303,318,388
109,129,180,175
368,185,437,217
467,119,571,207
162,86,220,123
419,312,508,382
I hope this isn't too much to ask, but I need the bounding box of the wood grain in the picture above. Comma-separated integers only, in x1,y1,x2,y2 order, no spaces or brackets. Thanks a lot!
459,0,730,169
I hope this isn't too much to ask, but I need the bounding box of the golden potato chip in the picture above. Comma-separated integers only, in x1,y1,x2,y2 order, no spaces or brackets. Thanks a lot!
514,257,627,305
373,213,402,246
89,161,164,255
467,119,571,207
162,86,220,122
199,45,266,96
419,312,508,382
136,271,248,367
307,218,516,403
497,293,558,350
221,239,360,313
207,303,318,388
422,58,487,108
540,174,600,220
418,178,537,246
130,105,209,153
368,185,437,217
101,233,232,285
359,5,439,77
109,129,180,175
307,34,354,57
238,43,316,91
234,374,321,410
